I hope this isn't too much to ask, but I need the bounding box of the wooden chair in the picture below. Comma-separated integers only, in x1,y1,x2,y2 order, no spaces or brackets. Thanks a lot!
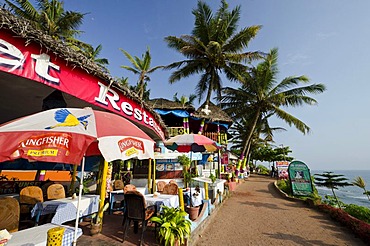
156,181,166,193
0,197,20,232
163,183,178,195
122,191,155,245
114,180,125,190
19,186,43,227
47,184,66,200
123,184,137,194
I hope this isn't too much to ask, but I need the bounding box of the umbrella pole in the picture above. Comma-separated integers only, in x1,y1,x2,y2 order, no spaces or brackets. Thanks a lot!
73,156,86,245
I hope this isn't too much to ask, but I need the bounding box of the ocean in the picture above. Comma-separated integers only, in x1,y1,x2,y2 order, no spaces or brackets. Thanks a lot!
312,170,370,208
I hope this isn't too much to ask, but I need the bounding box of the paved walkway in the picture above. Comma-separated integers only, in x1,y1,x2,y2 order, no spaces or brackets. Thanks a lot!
75,175,365,245
194,175,365,246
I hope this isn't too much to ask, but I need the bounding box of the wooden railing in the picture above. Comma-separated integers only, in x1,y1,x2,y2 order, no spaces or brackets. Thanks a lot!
167,127,228,145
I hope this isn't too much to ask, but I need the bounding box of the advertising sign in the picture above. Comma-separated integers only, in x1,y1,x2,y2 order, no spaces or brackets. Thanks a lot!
288,161,313,196
276,161,289,179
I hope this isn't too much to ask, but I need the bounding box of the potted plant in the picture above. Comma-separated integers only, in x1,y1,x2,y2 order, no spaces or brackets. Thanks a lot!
178,155,191,188
89,202,109,236
150,206,191,246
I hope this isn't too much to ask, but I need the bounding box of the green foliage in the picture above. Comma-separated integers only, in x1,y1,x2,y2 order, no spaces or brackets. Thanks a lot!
277,179,292,195
352,176,370,201
150,206,191,246
256,165,269,175
322,195,345,208
178,155,191,167
344,204,370,224
209,173,216,183
314,171,352,209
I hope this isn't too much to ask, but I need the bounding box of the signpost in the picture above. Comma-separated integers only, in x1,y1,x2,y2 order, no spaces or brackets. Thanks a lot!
288,161,313,196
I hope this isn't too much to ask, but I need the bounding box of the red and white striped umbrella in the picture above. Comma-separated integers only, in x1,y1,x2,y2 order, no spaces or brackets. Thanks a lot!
164,133,219,153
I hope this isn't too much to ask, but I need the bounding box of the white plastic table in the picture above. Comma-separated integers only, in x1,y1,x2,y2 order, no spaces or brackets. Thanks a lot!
8,223,82,246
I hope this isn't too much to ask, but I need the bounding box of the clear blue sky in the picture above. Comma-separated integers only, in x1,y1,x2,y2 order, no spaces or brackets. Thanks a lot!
60,0,370,171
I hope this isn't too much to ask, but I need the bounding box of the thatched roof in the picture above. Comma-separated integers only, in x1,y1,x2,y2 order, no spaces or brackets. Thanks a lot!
193,101,233,124
0,7,167,137
148,98,195,111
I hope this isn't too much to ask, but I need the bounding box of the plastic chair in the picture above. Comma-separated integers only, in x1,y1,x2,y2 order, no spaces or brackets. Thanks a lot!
156,181,166,193
163,183,178,195
122,191,155,245
47,184,66,200
0,197,20,232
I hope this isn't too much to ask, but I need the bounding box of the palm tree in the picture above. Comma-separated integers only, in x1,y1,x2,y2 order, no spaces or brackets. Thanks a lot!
353,176,370,201
165,0,262,106
5,0,86,46
221,48,326,161
314,171,352,209
82,44,109,73
173,93,197,108
120,47,163,100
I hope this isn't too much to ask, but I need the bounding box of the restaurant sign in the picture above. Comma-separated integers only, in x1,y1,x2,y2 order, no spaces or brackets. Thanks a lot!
0,30,164,140
288,161,313,196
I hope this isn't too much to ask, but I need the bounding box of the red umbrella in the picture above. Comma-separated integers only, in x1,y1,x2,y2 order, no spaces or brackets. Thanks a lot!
164,133,219,153
0,107,155,243
0,107,155,164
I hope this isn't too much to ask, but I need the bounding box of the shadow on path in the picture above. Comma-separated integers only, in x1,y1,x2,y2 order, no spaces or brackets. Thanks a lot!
263,232,337,246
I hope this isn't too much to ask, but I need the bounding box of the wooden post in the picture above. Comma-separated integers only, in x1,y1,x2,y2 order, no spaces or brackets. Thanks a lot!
98,160,109,229
204,182,209,200
178,188,184,211
148,158,152,194
152,158,156,193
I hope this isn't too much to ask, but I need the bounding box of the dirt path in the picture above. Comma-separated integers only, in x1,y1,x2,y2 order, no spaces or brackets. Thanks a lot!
194,175,365,246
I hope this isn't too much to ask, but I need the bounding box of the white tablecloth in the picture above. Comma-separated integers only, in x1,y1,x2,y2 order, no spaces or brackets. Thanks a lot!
31,195,99,225
184,187,205,207
8,223,82,246
144,194,179,211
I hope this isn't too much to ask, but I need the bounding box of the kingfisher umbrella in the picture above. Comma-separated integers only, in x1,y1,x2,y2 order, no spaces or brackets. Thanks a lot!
0,107,154,163
0,107,155,243
164,133,219,153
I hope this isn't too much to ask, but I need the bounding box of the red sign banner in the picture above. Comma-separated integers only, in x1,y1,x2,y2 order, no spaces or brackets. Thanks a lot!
0,30,164,140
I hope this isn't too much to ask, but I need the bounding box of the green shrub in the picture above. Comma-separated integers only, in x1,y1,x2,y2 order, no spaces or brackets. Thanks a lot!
277,179,292,195
344,204,370,224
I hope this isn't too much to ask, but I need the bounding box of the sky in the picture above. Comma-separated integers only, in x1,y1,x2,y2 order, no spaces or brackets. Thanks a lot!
52,0,370,171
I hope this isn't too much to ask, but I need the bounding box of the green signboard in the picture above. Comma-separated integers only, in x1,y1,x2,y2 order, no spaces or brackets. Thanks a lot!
288,161,313,196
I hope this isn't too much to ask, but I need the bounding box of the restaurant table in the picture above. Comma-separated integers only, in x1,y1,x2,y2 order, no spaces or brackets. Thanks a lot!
144,194,179,212
183,187,205,207
108,187,147,214
8,223,82,246
31,195,99,225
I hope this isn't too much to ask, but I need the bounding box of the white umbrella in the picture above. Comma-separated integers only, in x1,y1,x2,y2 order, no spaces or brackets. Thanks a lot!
0,107,155,244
